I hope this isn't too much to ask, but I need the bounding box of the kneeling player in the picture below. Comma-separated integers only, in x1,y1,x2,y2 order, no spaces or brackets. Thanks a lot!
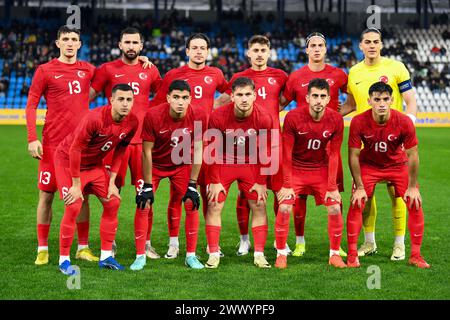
276,78,346,269
205,77,273,269
56,84,138,275
346,82,430,268
134,80,206,270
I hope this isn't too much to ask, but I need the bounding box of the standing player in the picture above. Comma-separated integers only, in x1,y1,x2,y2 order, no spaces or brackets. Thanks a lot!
341,28,418,261
204,77,273,269
134,80,206,270
150,33,228,259
215,35,288,256
346,82,429,269
90,27,162,259
276,78,345,269
56,84,138,275
280,32,348,258
26,26,97,265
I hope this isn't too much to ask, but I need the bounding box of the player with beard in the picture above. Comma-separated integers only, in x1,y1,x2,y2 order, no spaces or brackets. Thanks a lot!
215,35,288,256
280,32,348,258
90,27,162,259
150,33,228,259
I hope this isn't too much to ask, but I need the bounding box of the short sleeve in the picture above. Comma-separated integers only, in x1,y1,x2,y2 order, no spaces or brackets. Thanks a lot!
141,111,156,142
402,116,418,149
282,73,295,102
216,69,229,93
339,69,348,94
91,64,108,93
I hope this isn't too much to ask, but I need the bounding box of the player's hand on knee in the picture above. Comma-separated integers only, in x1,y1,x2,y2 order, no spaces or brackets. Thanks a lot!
107,182,121,200
250,183,268,206
404,187,422,210
28,140,43,160
351,187,367,209
64,186,84,205
325,189,341,204
182,182,200,210
277,187,295,202
136,183,154,209
207,183,226,204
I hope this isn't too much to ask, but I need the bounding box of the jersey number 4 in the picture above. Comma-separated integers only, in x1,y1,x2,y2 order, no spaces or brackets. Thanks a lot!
257,87,267,100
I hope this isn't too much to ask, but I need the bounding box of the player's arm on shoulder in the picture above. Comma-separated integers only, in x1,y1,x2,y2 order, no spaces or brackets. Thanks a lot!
214,93,231,109
138,55,153,69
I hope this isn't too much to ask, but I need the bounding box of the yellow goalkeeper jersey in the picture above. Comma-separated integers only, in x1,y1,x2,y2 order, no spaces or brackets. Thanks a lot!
347,57,412,114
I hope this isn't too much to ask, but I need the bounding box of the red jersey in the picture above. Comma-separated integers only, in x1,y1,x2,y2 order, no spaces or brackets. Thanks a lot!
348,109,418,168
283,64,347,111
91,59,162,144
151,65,228,118
141,102,207,170
225,67,287,124
282,106,343,189
26,59,96,147
56,105,138,176
207,103,273,183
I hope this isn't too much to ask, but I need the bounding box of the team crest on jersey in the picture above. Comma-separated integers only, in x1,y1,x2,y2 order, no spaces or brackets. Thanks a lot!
379,75,389,83
268,77,277,85
77,71,86,78
204,76,213,84
322,130,332,138
247,129,257,135
119,133,127,139
387,134,398,141
139,72,148,80
326,78,335,86
182,128,192,134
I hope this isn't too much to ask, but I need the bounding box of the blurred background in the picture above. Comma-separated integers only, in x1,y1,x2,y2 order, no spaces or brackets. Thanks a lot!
0,0,449,113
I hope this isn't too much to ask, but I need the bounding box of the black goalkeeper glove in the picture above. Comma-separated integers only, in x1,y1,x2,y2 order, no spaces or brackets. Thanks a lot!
136,183,154,209
182,182,200,210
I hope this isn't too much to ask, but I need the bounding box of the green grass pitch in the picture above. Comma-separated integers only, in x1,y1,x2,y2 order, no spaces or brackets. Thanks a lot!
0,126,449,300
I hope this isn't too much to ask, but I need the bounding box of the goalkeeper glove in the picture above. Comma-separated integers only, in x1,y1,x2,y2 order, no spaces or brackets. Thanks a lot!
182,182,200,210
136,183,154,209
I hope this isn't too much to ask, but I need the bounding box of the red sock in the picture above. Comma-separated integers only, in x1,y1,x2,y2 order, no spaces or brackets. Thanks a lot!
100,196,120,251
275,209,290,250
167,196,182,237
273,198,279,217
135,208,149,255
328,213,343,251
146,207,154,241
294,197,307,236
346,201,365,256
205,225,221,254
408,205,424,256
184,200,199,253
37,223,50,247
252,224,268,252
59,200,83,256
200,185,208,218
76,221,89,246
236,192,250,236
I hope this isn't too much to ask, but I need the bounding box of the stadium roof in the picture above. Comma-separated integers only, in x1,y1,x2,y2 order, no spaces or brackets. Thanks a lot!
4,0,450,13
